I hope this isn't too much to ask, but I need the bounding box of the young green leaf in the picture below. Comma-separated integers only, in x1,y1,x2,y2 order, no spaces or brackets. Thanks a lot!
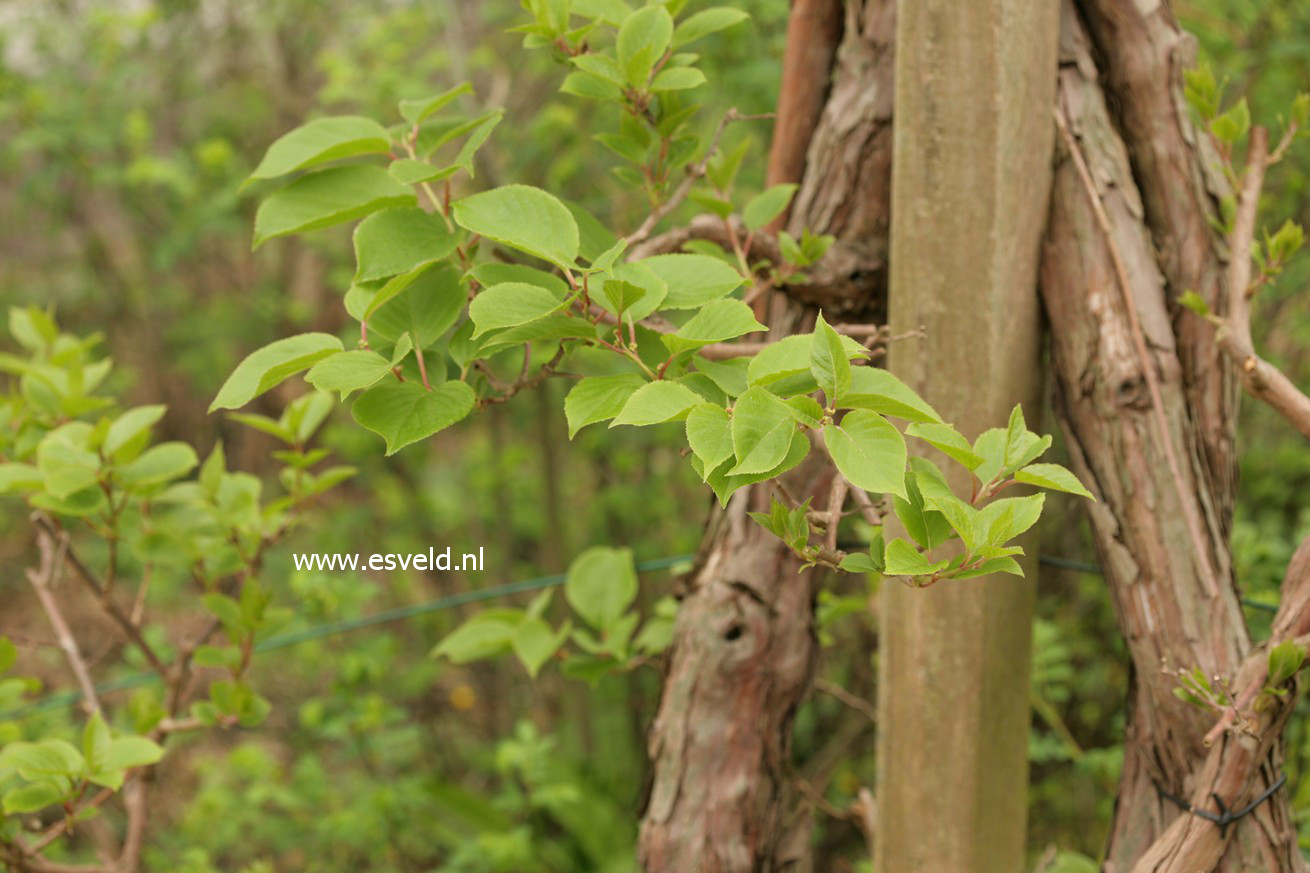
824,410,907,498
253,165,415,248
742,183,798,231
564,373,646,437
305,350,392,399
117,443,198,490
672,7,750,47
651,68,707,91
210,333,344,412
451,184,580,269
1013,463,1094,499
610,381,701,426
883,538,949,577
685,403,734,472
701,429,810,506
512,615,570,678
351,380,476,455
730,386,796,475
398,83,473,125
432,610,523,662
893,475,954,550
640,253,745,309
367,266,466,347
468,283,566,337
616,5,674,87
352,207,458,282
810,312,851,405
842,368,942,423
662,298,765,355
248,116,391,181
565,546,639,630
905,422,984,470
104,405,167,456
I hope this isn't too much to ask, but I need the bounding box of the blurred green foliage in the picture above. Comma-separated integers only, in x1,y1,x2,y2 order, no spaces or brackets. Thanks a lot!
0,0,1306,869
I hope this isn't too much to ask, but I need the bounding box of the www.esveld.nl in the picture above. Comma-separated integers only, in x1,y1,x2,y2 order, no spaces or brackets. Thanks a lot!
292,547,485,572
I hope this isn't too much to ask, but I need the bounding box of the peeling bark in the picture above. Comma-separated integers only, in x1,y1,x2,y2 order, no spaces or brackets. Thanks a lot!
637,3,895,870
1040,4,1302,869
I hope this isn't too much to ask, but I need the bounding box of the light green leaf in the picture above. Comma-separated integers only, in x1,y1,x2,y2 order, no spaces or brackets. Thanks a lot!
673,7,750,47
450,110,503,177
639,253,745,309
1014,463,1095,499
565,546,639,630
906,422,984,469
469,283,566,337
693,356,750,397
610,380,700,427
351,380,476,455
651,67,707,91
353,207,458,282
37,425,100,499
398,83,473,125
893,475,954,550
0,637,16,673
253,165,416,248
824,410,907,498
564,373,646,437
594,261,668,322
102,736,164,771
702,429,809,507
0,463,43,494
685,403,734,472
616,5,673,86
3,782,64,815
248,116,391,181
432,610,522,662
512,615,569,678
209,333,344,412
305,350,392,399
811,312,850,405
974,494,1045,547
104,405,167,455
663,298,765,355
451,184,580,269
368,265,466,347
730,386,796,475
742,183,798,231
883,538,950,577
747,333,867,387
843,368,941,423
117,442,198,490
839,553,881,574
388,159,457,186
470,262,569,298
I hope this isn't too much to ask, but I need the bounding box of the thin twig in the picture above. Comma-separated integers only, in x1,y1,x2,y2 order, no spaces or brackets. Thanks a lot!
1053,106,1222,597
815,677,877,724
27,530,100,716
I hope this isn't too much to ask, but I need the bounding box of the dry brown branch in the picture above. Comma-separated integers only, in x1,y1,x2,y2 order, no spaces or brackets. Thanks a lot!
26,529,99,716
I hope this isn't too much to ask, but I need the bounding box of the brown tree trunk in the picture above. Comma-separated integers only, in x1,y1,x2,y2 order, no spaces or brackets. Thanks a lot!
1040,1,1303,868
637,3,894,870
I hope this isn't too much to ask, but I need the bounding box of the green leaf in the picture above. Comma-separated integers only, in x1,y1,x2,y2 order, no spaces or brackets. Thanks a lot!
469,283,566,337
83,712,112,774
0,463,43,494
37,425,100,499
906,422,984,469
117,442,198,490
685,403,734,472
883,538,949,577
702,429,809,506
432,610,522,663
693,356,750,397
561,70,624,101
565,546,639,630
1268,640,1306,687
470,262,569,297
564,373,646,437
388,159,457,186
512,615,569,678
616,5,673,86
3,782,64,815
248,116,391,181
742,183,798,231
730,386,796,475
4,739,84,781
101,736,164,771
662,298,765,355
450,111,503,178
104,405,167,456
353,207,458,283
351,380,476,455
398,83,472,125
253,165,416,248
0,637,16,673
811,312,850,405
953,556,1025,579
673,7,749,47
209,333,344,412
305,350,392,399
974,494,1045,547
451,184,580,269
368,265,466,347
839,553,881,574
1178,290,1211,317
1014,463,1094,500
610,380,700,427
824,410,907,498
639,253,745,309
843,368,941,423
651,67,707,91
747,333,867,388
893,474,954,550
595,261,668,322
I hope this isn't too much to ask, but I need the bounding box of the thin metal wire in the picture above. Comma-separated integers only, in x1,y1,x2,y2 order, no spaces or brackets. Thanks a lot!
0,554,694,722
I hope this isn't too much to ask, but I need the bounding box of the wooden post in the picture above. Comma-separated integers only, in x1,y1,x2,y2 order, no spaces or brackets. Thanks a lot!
877,0,1057,870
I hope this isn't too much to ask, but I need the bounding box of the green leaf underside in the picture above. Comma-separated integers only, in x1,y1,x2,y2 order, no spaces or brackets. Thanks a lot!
469,283,566,337
306,350,392,398
565,374,646,437
351,380,476,454
210,334,344,412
